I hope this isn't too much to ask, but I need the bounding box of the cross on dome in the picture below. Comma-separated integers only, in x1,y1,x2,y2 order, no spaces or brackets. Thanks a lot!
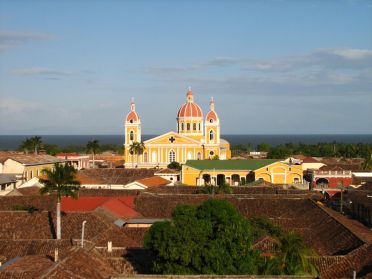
210,96,215,111
130,97,135,111
186,87,194,103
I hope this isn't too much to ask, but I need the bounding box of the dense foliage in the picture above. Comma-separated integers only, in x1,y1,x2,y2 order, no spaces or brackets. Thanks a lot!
17,136,123,155
232,142,371,159
144,200,317,276
167,161,182,170
145,200,262,274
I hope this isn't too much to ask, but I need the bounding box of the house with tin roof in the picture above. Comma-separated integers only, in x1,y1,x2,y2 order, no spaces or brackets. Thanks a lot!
1,154,63,186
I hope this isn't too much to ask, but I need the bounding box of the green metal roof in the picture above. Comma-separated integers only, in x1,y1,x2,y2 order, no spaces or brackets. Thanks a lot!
185,159,279,171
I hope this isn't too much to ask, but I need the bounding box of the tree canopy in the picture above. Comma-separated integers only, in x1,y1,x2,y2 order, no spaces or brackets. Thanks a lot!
145,199,261,275
144,200,317,276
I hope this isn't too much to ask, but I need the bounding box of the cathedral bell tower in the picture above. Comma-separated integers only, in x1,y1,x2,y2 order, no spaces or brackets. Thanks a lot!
204,97,220,158
124,98,141,145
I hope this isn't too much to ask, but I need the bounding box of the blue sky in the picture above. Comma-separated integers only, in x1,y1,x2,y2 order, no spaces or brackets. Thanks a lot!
0,0,371,135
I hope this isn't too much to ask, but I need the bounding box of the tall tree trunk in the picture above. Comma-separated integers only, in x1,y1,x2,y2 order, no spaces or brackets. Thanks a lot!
56,199,61,240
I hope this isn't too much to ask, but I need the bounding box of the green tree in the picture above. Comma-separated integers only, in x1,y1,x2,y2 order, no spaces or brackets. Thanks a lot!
167,161,182,171
362,153,372,171
144,199,262,275
129,141,145,168
19,138,33,154
264,231,317,276
86,140,100,168
257,143,272,152
30,136,43,154
39,163,80,240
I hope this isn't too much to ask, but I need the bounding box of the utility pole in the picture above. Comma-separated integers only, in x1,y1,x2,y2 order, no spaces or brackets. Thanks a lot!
81,220,87,248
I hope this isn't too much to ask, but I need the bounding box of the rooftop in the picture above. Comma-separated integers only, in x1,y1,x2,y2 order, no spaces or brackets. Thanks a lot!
3,154,63,166
77,168,156,185
135,176,171,187
185,159,279,171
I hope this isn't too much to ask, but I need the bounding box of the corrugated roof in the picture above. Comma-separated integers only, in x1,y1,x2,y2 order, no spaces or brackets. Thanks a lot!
0,174,17,184
5,154,63,165
184,159,279,171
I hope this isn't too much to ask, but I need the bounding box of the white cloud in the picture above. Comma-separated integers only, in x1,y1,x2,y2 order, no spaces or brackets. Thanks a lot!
320,48,372,60
10,67,73,77
0,31,55,52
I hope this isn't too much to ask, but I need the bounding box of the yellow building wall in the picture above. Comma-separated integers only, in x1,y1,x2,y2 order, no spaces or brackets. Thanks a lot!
25,164,56,180
182,161,303,186
254,162,303,184
182,165,250,186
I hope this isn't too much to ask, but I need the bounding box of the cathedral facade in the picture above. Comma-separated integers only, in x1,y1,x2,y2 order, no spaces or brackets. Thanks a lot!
124,88,231,168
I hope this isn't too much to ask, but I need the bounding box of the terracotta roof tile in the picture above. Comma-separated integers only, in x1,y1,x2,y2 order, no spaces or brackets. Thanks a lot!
135,176,171,187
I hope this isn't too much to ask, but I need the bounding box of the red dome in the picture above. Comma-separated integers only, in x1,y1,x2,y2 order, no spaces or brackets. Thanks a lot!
126,111,139,122
206,110,218,122
177,102,203,118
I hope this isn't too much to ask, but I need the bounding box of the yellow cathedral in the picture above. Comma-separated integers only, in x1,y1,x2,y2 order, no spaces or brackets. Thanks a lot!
124,88,231,168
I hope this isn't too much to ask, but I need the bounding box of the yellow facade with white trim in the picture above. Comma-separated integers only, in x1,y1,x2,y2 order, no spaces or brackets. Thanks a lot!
182,161,303,186
124,89,231,168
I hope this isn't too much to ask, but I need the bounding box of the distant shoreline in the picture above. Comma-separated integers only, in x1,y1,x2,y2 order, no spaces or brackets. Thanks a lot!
1,134,371,150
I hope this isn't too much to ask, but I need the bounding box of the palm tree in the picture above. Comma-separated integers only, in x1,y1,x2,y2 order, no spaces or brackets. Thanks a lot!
276,231,317,276
30,136,42,154
129,141,145,168
39,163,80,240
86,140,100,168
20,138,33,154
362,153,372,171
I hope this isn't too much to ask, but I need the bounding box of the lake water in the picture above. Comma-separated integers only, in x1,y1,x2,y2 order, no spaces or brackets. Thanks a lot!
0,134,371,150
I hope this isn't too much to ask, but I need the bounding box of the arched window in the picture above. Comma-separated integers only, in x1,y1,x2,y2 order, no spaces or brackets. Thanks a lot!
187,123,190,131
209,130,214,141
193,123,196,131
130,131,134,141
197,152,201,160
143,152,148,163
169,150,176,162
187,151,192,160
130,119,134,123
210,119,214,123
198,123,201,130
181,123,184,131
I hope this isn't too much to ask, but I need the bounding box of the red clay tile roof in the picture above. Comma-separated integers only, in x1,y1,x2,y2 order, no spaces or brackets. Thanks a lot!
155,168,180,174
302,157,321,163
99,198,141,219
77,169,155,185
61,196,141,219
0,255,54,278
135,176,171,187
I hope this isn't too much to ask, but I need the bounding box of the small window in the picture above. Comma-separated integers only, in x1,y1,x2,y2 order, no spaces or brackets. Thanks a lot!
289,167,292,171
144,152,148,163
187,123,190,131
266,167,269,171
130,131,134,141
181,123,184,131
209,130,214,141
130,119,134,123
193,123,196,131
197,152,201,160
209,151,214,156
210,119,213,123
198,123,201,130
29,170,33,179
